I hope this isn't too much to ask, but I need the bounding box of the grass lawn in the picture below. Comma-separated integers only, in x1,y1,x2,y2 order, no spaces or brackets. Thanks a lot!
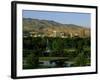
39,57,68,61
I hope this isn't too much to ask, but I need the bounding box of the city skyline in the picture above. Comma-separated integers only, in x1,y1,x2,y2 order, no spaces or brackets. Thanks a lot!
23,10,91,28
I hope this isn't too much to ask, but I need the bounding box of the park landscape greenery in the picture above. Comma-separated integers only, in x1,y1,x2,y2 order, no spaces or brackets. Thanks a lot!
23,18,91,69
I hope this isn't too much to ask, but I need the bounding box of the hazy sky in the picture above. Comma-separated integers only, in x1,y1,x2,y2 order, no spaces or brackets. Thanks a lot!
23,10,91,28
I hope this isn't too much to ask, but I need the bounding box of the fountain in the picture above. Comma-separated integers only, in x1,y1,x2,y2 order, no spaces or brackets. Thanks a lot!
43,39,51,56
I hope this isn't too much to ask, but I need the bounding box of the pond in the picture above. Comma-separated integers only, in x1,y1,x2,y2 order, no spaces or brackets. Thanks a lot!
38,60,74,68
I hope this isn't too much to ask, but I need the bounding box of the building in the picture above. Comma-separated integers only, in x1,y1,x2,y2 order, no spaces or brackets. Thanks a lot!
81,29,86,37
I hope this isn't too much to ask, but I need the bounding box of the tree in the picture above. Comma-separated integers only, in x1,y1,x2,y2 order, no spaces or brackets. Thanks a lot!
52,38,63,50
74,52,88,66
25,53,39,69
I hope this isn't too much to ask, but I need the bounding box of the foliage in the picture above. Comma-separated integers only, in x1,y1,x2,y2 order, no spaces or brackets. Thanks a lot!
23,37,91,69
24,53,39,69
74,52,89,66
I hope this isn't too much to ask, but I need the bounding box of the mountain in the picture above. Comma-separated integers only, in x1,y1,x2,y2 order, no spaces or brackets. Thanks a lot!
23,18,90,37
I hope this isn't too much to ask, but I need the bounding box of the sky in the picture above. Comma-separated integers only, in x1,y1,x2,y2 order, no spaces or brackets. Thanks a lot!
23,10,91,28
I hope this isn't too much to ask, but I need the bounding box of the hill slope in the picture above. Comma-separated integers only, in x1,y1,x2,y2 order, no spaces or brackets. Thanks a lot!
23,18,90,37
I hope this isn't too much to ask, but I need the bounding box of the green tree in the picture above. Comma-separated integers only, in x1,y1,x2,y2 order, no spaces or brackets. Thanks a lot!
74,52,88,66
25,53,39,69
52,38,63,50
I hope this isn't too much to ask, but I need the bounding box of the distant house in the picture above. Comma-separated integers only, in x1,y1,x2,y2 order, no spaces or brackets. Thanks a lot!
23,32,30,38
53,30,57,37
29,32,37,37
70,33,73,38
80,29,86,37
74,33,79,37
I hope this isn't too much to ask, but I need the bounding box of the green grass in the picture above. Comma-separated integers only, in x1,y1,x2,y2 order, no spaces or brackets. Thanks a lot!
39,57,68,61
